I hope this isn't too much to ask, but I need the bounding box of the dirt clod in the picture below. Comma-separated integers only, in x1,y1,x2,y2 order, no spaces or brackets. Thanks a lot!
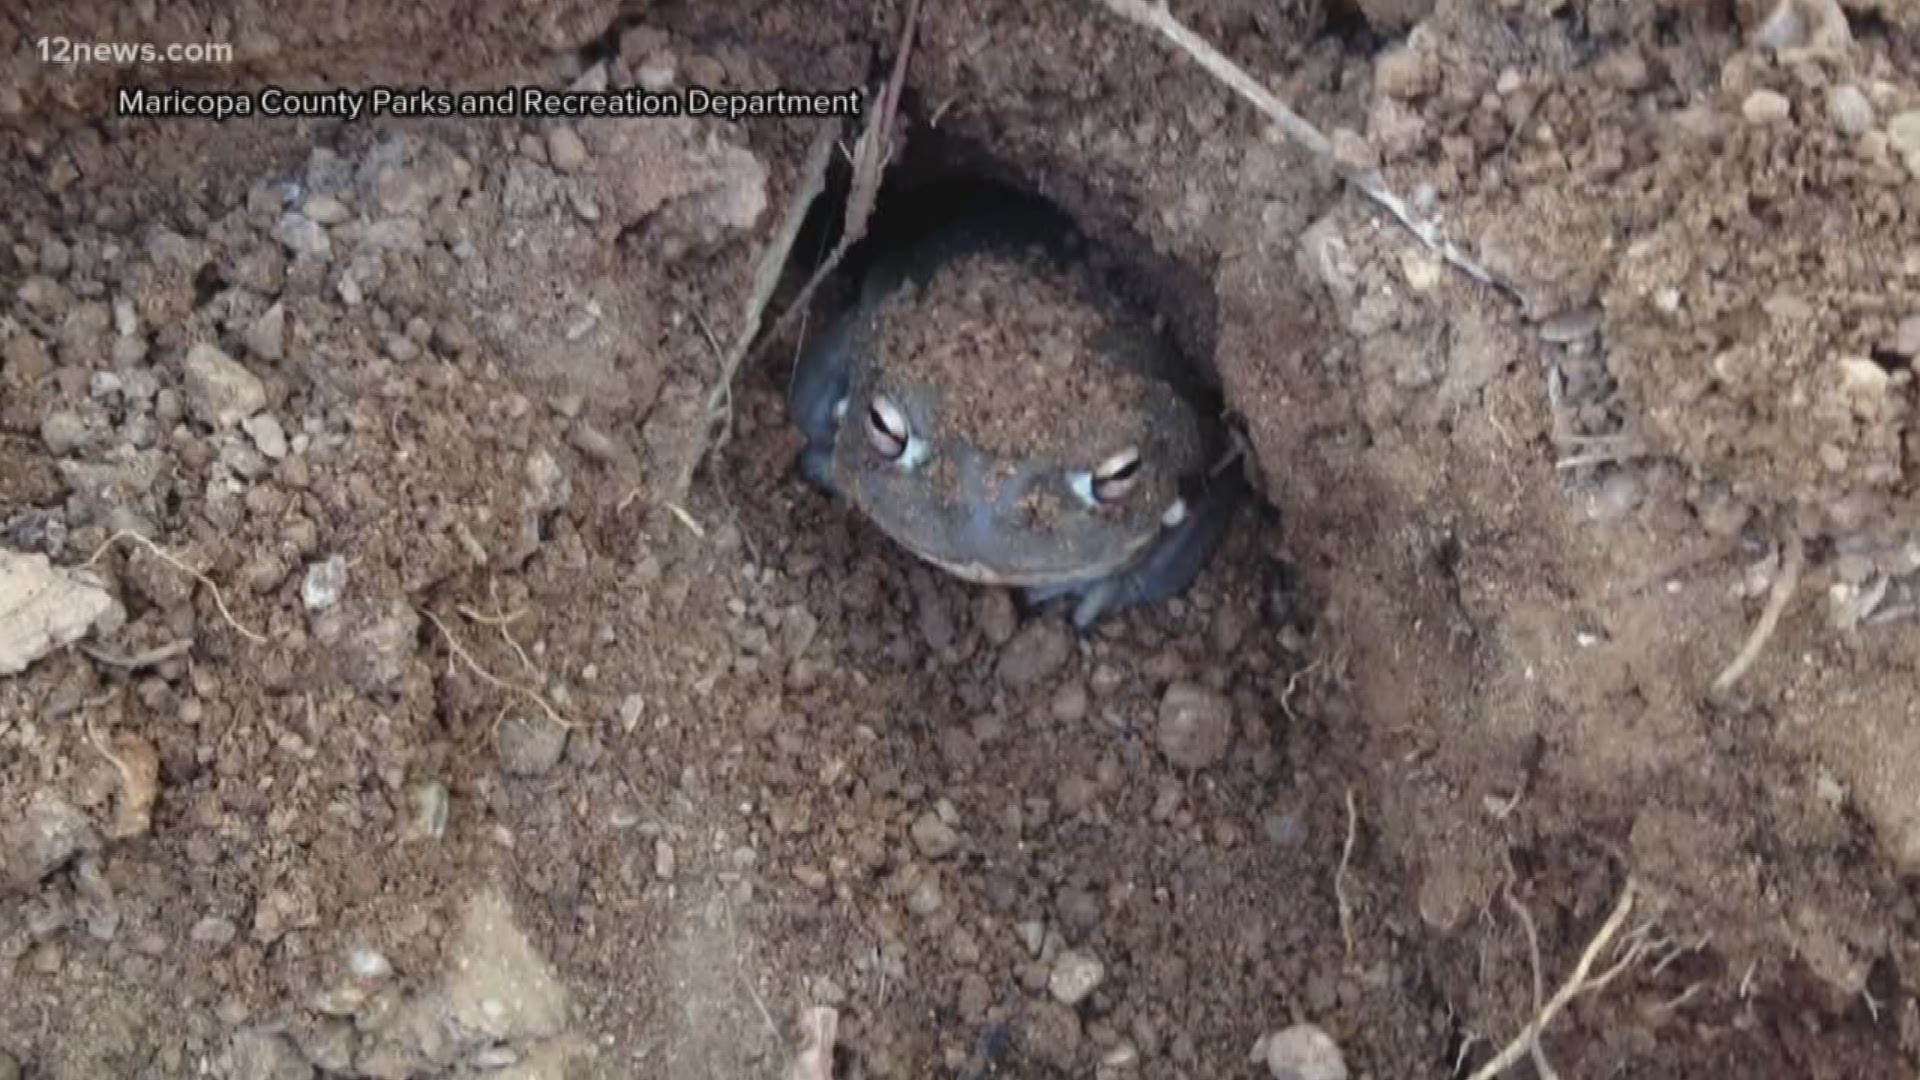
497,714,569,777
1156,681,1234,771
312,600,419,694
3,791,99,889
996,620,1073,690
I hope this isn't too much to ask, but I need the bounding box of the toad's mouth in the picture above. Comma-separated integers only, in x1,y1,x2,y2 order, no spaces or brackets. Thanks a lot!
869,517,1160,588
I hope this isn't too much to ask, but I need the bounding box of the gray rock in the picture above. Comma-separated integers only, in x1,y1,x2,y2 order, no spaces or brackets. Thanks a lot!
244,414,289,460
39,410,88,455
910,811,960,859
1049,950,1106,1005
246,301,286,362
4,790,100,888
224,1028,314,1080
182,342,266,428
1257,1023,1348,1080
275,212,331,258
302,554,347,611
1826,85,1874,137
190,915,238,947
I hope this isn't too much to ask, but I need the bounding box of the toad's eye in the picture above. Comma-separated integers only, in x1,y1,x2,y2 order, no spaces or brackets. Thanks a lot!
1090,447,1142,503
867,394,910,461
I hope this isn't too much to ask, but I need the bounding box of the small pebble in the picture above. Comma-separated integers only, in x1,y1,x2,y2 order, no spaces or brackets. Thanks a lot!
1538,305,1602,344
1826,85,1874,137
1156,682,1234,771
1256,1023,1348,1080
655,839,676,880
911,811,960,859
246,301,286,362
190,915,238,948
39,410,88,455
1016,920,1046,957
1050,682,1089,724
1892,314,1920,359
5,791,99,888
275,212,331,257
302,554,348,611
1884,111,1920,159
1372,47,1434,100
1742,89,1791,125
1049,950,1107,1005
547,127,589,172
30,942,62,974
349,947,392,979
244,414,289,460
181,342,266,428
637,54,677,91
303,194,351,224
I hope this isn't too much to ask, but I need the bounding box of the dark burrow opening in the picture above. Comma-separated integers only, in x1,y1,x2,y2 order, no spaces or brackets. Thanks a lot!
747,114,1301,636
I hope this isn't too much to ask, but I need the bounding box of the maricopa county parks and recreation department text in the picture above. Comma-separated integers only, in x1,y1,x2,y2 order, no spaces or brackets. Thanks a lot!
117,85,865,122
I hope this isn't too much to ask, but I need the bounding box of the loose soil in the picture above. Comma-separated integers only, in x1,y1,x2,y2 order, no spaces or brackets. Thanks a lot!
4,1,1920,1079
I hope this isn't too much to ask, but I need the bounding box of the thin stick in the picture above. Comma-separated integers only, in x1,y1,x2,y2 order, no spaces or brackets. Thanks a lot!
85,530,267,643
1712,532,1804,694
78,638,193,669
672,122,842,503
1093,0,1521,304
747,0,924,368
1466,879,1639,1080
1336,785,1358,960
418,607,573,730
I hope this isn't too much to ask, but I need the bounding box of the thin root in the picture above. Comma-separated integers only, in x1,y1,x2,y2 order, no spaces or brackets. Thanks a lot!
1501,883,1560,1080
1093,0,1522,306
85,530,267,643
455,602,542,682
1712,532,1804,694
1466,878,1641,1080
1336,785,1358,960
418,607,573,730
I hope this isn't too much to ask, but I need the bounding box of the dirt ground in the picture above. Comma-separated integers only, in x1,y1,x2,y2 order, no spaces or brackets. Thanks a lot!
5,0,1920,1077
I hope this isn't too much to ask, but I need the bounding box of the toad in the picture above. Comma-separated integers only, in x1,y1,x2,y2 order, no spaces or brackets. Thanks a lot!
788,201,1244,628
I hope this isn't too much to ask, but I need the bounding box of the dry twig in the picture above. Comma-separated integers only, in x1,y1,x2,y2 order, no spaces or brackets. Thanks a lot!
78,638,194,670
1093,0,1520,304
672,123,841,502
85,530,266,643
676,0,923,504
1712,532,1805,694
747,0,923,363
